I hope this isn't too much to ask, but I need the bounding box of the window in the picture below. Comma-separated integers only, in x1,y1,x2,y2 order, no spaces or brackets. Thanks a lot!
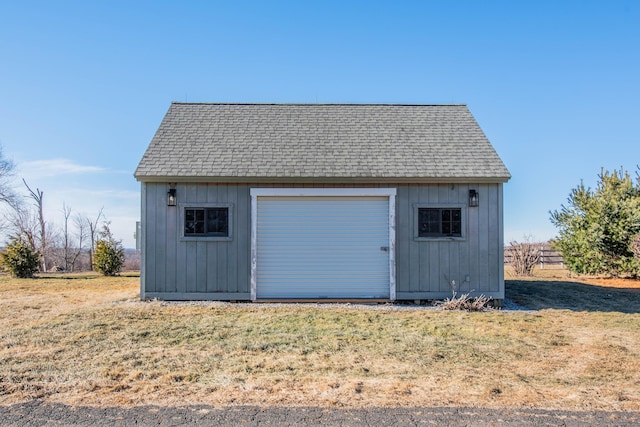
184,207,229,237
418,207,462,238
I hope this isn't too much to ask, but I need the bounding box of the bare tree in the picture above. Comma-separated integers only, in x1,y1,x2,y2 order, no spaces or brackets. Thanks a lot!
61,203,72,270
0,146,16,206
84,207,104,271
0,146,17,234
506,236,543,276
23,179,47,271
5,198,39,251
60,203,87,271
62,203,77,270
73,213,89,270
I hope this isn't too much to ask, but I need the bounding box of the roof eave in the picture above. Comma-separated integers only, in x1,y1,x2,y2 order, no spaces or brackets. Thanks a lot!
134,175,511,184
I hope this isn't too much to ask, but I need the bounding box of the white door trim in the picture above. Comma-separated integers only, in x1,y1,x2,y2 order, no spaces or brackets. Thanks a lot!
250,188,396,301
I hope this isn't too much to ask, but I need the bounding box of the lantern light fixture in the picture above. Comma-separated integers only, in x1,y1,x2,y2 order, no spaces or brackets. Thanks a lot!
469,189,479,207
167,188,177,206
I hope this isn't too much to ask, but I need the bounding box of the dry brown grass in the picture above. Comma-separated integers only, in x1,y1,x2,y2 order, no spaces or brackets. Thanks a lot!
1,271,639,411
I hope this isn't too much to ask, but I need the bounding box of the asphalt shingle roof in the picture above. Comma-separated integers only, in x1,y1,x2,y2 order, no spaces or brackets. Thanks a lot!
134,103,510,183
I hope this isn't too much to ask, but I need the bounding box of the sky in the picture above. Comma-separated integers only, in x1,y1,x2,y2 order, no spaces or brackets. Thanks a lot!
0,0,638,248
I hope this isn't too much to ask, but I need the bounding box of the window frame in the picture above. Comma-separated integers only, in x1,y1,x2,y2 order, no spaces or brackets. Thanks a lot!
180,203,234,241
413,203,466,241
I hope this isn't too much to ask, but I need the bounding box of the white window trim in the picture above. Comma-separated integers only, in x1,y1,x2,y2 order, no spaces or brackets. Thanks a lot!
250,188,397,301
413,203,467,241
179,202,234,242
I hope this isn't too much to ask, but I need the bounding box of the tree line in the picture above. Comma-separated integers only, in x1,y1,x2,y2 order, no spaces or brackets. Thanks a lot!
0,147,126,277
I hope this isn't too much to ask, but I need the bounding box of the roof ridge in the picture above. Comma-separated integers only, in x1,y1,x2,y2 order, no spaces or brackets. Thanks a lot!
170,102,468,107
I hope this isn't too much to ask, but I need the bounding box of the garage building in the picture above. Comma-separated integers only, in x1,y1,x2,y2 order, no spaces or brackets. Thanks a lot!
134,103,510,302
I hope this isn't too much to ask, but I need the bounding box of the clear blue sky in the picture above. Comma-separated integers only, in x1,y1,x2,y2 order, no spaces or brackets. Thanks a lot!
1,1,638,248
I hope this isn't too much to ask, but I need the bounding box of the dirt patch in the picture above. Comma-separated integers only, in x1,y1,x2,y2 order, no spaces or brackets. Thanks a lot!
577,276,640,290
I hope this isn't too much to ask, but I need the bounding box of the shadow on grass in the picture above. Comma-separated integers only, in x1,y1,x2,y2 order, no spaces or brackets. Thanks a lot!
506,280,640,313
34,271,140,280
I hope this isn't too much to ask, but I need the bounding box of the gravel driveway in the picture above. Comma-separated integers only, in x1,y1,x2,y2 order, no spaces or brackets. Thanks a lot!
2,401,639,426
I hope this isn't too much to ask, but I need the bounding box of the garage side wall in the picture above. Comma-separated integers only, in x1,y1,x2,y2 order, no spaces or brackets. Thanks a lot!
141,182,252,300
141,182,504,300
395,183,504,299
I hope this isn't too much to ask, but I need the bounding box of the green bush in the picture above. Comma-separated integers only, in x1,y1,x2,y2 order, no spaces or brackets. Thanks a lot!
93,224,125,276
0,236,40,278
550,168,640,277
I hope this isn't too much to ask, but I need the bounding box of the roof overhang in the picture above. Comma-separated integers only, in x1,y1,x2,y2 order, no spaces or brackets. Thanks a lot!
134,175,511,184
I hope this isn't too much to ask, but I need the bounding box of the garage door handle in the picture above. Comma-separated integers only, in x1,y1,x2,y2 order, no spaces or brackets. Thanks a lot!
380,246,389,252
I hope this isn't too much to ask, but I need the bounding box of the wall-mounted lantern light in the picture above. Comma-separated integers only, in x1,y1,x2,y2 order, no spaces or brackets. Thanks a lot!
469,189,479,207
167,188,177,206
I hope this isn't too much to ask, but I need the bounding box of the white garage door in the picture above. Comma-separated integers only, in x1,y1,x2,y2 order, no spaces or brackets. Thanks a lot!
251,189,395,299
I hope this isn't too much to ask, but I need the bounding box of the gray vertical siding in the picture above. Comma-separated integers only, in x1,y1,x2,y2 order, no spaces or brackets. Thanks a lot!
142,182,252,300
141,182,504,300
395,183,504,299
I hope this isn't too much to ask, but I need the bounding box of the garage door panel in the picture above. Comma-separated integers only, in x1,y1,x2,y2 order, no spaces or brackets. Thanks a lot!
255,196,390,299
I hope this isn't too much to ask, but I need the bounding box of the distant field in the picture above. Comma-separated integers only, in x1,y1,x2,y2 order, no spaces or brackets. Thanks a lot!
0,271,639,411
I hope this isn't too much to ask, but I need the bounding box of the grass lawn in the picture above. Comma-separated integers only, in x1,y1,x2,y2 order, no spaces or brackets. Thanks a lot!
0,271,639,411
